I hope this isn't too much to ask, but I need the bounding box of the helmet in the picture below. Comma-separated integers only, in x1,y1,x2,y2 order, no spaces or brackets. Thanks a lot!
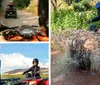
95,2,100,9
33,58,39,65
10,0,13,2
26,73,31,78
10,0,13,4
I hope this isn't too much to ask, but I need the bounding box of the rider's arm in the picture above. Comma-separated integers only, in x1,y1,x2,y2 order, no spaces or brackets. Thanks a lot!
91,15,100,22
23,68,32,75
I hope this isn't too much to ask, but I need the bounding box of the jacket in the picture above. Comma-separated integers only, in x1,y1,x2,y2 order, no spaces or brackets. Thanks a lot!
23,65,40,78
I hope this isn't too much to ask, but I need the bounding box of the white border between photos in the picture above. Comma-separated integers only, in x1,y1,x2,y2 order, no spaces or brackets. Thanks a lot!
49,0,51,84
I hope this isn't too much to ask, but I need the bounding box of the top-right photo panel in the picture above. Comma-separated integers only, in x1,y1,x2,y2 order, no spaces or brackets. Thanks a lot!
51,0,100,85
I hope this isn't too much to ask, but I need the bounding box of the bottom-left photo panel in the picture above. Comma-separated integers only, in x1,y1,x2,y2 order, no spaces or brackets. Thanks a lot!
0,43,49,85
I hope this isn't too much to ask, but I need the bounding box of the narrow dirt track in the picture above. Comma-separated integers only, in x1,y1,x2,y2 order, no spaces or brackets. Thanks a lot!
1,10,39,27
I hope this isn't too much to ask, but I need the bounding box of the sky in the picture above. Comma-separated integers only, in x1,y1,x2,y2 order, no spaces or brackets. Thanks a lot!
0,43,49,73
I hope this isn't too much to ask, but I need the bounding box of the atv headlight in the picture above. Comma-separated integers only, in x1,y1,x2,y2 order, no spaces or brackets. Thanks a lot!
29,81,36,85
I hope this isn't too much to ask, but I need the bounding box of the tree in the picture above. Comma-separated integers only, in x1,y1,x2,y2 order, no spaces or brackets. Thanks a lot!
51,0,63,11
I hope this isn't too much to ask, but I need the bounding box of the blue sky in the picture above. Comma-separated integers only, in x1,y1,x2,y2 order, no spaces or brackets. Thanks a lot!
0,43,49,63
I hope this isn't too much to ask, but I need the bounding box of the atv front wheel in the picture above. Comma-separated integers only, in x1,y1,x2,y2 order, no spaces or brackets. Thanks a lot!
14,12,17,19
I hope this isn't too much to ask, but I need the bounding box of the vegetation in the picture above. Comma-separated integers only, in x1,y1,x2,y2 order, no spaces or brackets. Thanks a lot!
13,0,30,9
0,0,2,7
2,74,48,79
51,0,100,32
2,69,48,79
26,0,38,15
0,0,3,12
13,0,38,15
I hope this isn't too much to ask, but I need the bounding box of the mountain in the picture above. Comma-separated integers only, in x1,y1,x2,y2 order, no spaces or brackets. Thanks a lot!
3,67,48,75
4,69,27,74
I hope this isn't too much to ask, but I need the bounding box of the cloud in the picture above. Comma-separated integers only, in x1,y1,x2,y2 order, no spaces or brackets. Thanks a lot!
0,53,49,73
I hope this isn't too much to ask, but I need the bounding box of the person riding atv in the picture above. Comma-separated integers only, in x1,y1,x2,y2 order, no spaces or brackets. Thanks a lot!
8,1,14,10
23,58,41,78
5,1,17,18
89,2,100,32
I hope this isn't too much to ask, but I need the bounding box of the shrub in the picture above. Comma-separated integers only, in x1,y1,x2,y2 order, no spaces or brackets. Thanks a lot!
73,0,91,12
0,0,3,7
13,0,30,8
51,9,97,32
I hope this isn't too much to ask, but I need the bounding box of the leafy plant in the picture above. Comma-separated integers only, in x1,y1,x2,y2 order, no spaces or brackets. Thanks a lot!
51,9,97,32
73,0,91,12
13,0,30,8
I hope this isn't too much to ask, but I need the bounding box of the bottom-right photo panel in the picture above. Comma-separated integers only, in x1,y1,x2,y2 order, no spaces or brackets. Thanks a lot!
51,0,100,85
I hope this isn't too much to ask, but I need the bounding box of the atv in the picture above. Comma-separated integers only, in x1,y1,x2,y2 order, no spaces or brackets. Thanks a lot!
2,25,48,41
14,73,49,85
5,6,17,19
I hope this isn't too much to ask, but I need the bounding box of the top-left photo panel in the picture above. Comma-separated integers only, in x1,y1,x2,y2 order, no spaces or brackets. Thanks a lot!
0,0,49,42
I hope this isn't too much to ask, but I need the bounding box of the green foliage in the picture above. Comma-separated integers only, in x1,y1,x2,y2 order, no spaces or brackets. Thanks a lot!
13,0,30,8
2,74,48,79
0,0,3,7
51,9,98,32
27,0,38,14
73,0,91,12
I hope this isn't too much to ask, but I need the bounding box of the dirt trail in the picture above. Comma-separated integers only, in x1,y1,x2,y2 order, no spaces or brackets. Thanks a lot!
1,0,39,27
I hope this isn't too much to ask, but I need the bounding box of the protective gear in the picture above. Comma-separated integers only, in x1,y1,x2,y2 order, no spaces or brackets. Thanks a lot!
95,2,100,9
9,0,14,7
23,65,40,78
33,58,39,65
10,0,13,3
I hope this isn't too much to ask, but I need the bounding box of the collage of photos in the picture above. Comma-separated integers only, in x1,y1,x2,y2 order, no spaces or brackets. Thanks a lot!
1,0,100,85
